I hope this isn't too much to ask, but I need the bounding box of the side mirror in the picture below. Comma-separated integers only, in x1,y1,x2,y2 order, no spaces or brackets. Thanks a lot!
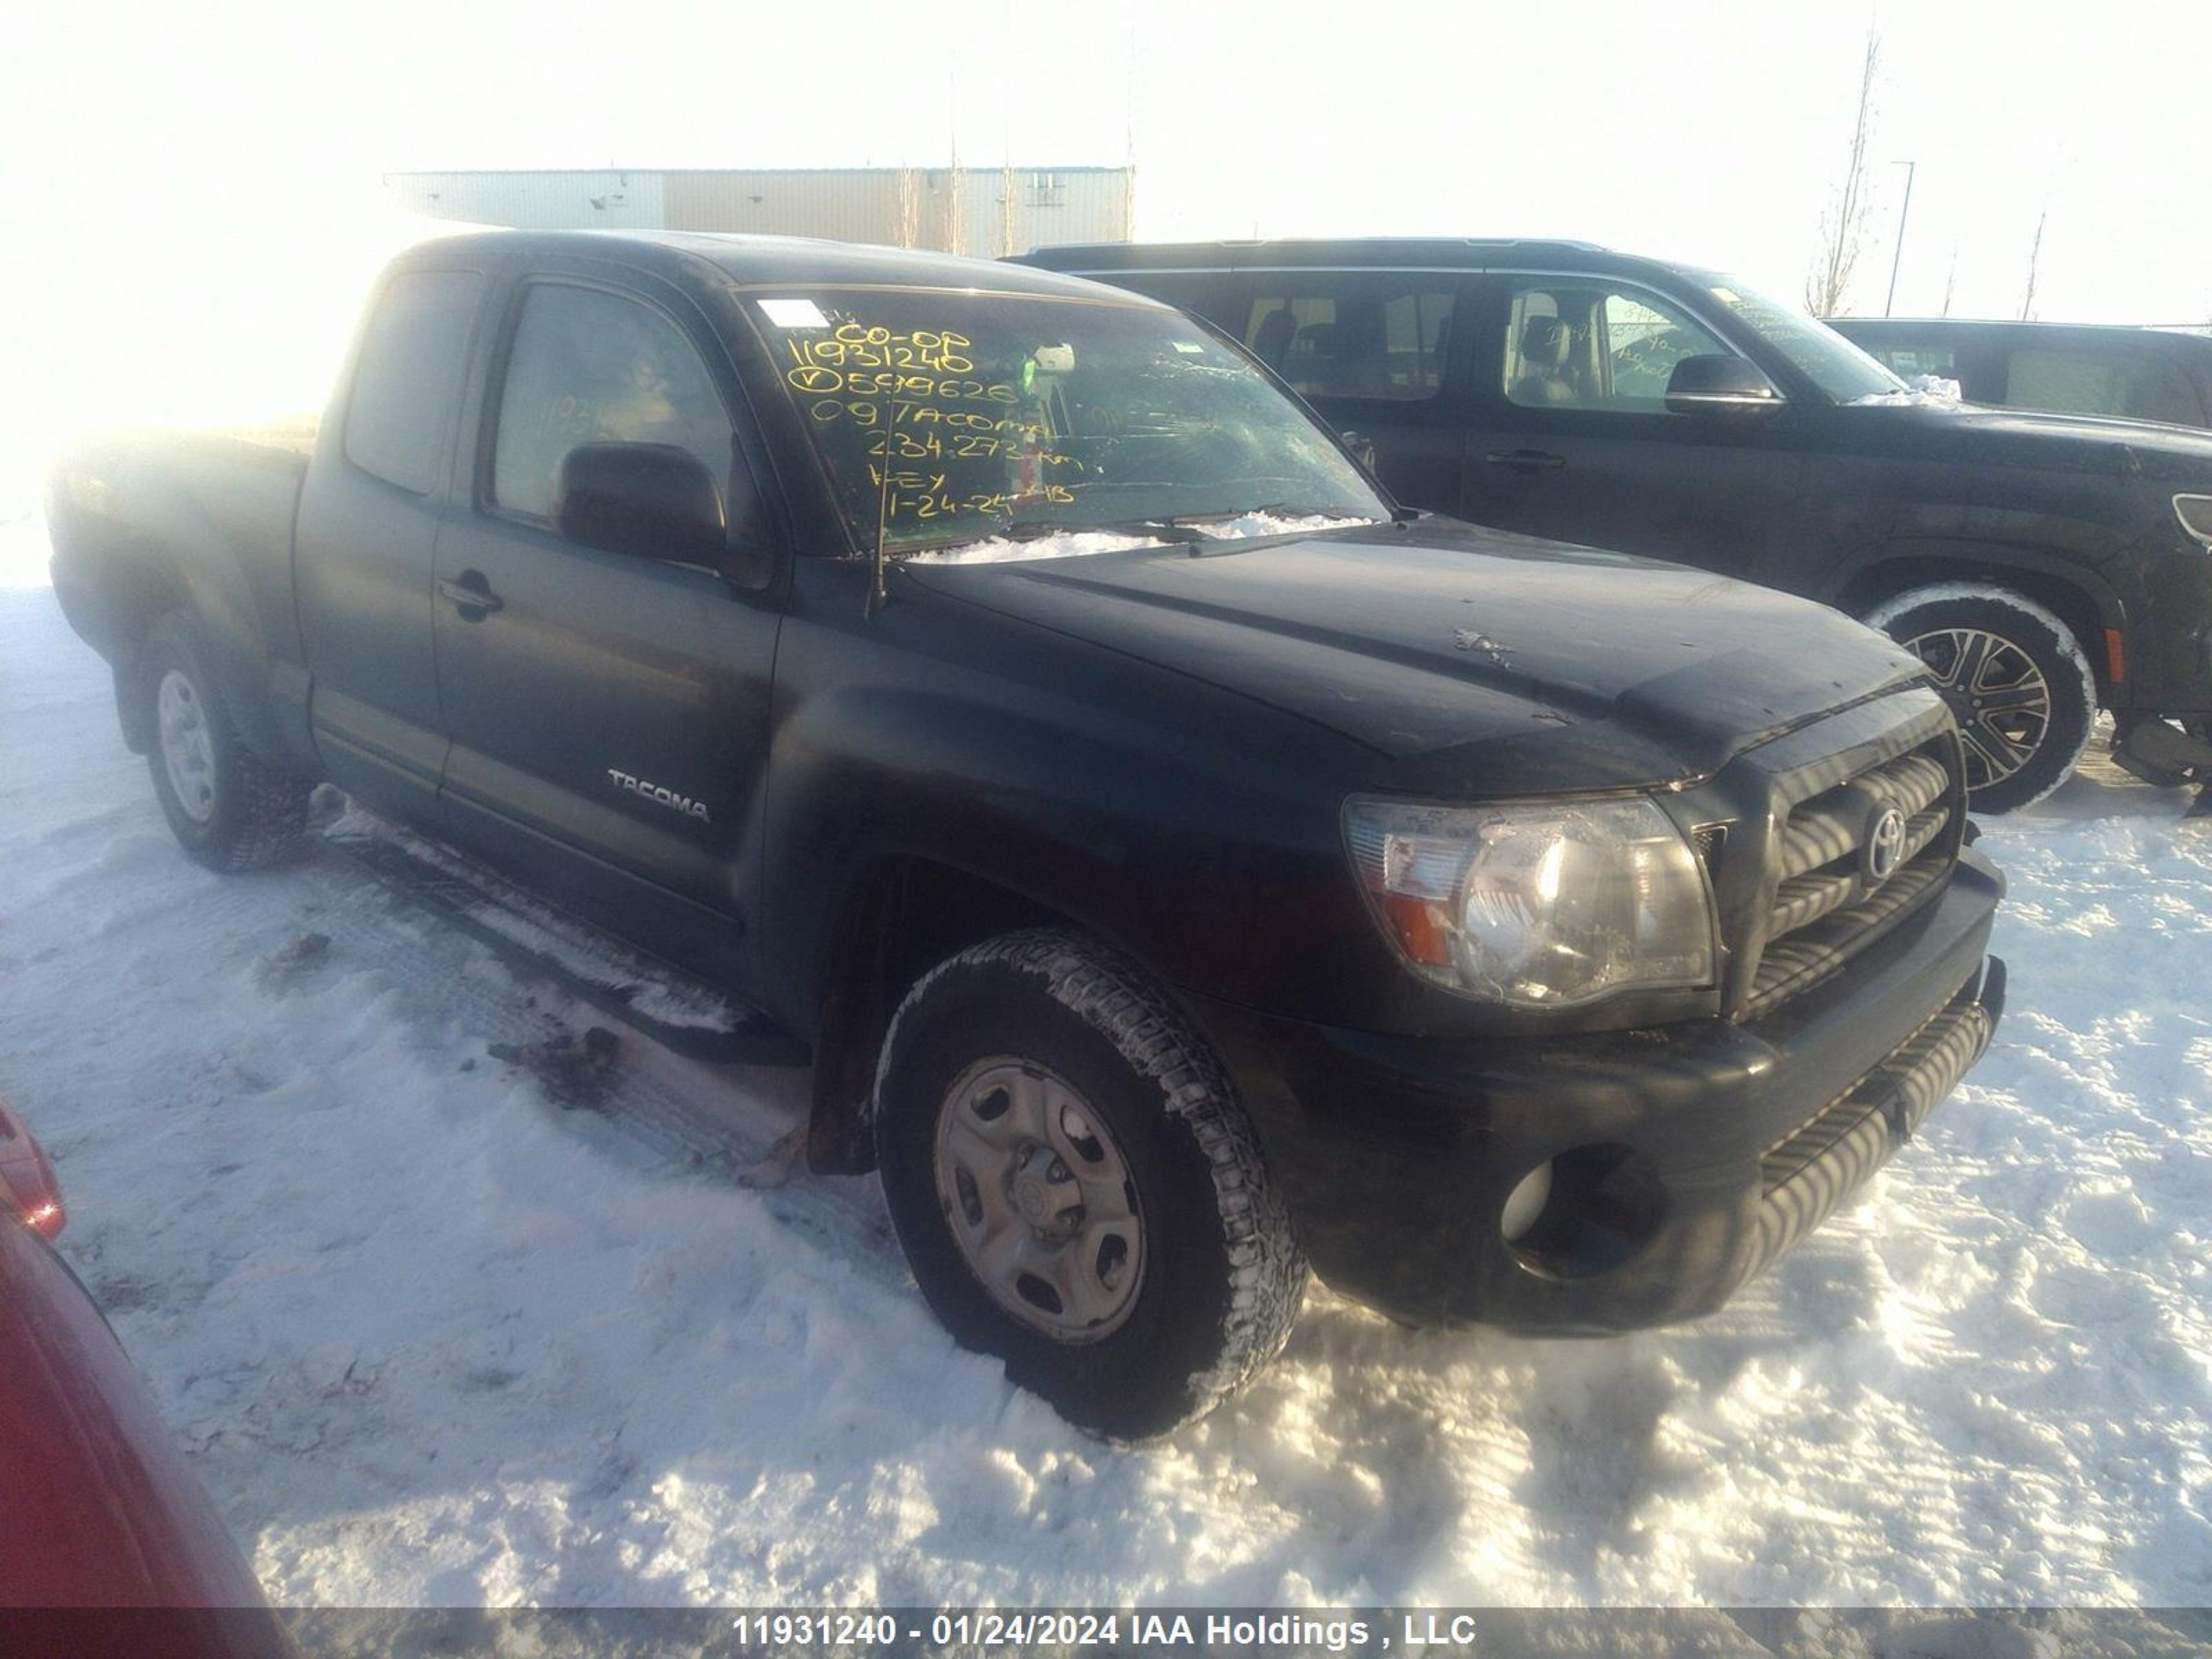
553,442,729,568
1340,429,1380,471
1665,355,1785,415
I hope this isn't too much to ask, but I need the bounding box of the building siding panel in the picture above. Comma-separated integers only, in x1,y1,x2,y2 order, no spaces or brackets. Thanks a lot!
384,167,1131,256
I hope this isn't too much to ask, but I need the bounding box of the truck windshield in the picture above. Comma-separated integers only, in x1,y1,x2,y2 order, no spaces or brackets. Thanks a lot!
1698,274,1907,404
749,288,1389,555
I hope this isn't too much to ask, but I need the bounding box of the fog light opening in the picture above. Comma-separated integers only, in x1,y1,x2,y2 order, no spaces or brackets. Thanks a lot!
1503,1142,1669,1281
1501,1159,1555,1243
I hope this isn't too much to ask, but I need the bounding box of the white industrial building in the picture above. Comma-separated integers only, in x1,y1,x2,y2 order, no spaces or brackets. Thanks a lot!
382,167,1134,259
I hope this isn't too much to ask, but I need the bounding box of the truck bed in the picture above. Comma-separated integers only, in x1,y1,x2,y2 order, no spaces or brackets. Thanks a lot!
46,417,320,740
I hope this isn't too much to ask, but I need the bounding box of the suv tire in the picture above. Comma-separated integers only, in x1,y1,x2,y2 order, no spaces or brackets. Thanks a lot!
1863,583,2097,812
139,611,311,871
873,928,1306,1439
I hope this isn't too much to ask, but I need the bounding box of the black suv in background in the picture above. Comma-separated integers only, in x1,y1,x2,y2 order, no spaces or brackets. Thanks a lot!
1013,239,2212,813
1829,317,2212,432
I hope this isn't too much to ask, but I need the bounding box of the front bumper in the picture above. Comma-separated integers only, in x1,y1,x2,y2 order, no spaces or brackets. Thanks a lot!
1191,847,2005,1331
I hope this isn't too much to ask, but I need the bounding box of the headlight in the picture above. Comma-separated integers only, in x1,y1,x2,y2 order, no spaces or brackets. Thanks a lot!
1344,796,1716,1007
2176,494,2212,550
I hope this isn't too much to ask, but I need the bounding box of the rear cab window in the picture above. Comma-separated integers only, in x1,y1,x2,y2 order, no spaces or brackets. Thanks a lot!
344,270,485,491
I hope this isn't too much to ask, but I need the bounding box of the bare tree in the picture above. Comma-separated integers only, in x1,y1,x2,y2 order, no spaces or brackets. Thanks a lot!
1941,243,1958,318
2020,212,2046,321
1806,29,1882,316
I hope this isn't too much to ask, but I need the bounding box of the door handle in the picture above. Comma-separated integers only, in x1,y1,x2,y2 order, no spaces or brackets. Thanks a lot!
1485,449,1567,473
438,572,504,617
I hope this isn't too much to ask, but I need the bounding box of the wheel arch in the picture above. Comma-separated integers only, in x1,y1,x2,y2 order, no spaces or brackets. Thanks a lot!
803,854,1076,1176
46,447,301,763
1831,544,2124,703
93,539,196,754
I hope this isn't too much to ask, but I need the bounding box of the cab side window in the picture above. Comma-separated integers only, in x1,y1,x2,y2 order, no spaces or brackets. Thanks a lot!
1502,282,1731,412
491,284,738,523
2003,345,2204,427
1239,276,1456,400
344,270,485,492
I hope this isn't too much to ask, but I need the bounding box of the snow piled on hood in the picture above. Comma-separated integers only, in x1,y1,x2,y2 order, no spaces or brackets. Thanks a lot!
1851,373,1966,408
901,512,1374,565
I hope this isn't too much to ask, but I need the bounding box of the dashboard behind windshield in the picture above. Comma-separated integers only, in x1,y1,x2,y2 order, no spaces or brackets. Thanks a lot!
747,288,1387,554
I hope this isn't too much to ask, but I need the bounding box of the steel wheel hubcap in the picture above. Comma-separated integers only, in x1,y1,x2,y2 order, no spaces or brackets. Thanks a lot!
156,671,219,823
1900,627,2052,791
933,1058,1144,1342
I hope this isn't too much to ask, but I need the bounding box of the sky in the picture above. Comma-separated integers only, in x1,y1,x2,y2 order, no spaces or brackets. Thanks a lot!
5,0,2209,496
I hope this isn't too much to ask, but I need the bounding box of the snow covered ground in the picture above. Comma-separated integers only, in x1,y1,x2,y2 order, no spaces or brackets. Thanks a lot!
3,508,2209,1611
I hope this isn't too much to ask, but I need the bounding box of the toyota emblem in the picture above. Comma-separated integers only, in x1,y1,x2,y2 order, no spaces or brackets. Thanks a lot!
1864,805,1908,883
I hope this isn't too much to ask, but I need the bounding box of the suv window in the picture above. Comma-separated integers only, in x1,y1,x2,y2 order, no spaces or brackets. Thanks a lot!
2005,345,2203,427
1239,276,1455,401
1503,281,1730,411
491,283,737,523
1099,271,1249,332
344,270,484,492
1853,333,1962,382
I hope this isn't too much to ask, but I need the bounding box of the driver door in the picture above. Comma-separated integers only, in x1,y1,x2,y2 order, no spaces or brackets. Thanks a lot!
1459,274,1809,582
431,270,782,985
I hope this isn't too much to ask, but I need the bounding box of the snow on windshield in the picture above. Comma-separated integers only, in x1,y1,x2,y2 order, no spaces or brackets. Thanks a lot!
901,512,1375,565
1850,373,1967,408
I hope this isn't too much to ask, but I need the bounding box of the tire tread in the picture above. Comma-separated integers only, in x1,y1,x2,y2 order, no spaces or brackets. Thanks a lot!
875,928,1308,1432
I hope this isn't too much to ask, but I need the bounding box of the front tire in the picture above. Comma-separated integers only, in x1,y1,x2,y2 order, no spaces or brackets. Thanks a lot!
874,929,1307,1439
1862,583,2097,813
138,611,310,871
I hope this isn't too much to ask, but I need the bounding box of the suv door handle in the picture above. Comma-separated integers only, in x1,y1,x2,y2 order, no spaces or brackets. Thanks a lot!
438,572,504,618
1485,449,1566,473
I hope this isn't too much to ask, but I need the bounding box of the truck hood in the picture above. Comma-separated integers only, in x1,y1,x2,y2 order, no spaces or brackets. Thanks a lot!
899,521,1929,791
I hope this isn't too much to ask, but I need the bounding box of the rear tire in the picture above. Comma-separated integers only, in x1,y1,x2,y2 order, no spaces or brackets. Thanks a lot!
873,928,1306,1440
138,611,310,871
1862,584,2097,813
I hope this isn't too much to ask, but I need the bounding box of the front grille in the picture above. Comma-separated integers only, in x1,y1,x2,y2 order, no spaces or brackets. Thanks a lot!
1741,735,1967,1020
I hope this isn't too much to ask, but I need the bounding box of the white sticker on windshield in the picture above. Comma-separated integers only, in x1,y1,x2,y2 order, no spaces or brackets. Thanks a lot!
1171,340,1207,354
758,297,830,330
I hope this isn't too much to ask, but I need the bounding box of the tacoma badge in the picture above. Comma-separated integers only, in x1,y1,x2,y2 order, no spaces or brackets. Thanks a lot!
607,769,711,823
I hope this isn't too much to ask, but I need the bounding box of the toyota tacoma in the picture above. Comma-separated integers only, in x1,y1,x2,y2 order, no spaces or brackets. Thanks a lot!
47,230,2006,1436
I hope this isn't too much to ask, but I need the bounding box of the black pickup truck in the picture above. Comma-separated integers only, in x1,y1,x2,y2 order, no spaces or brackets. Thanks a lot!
48,230,2005,1436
